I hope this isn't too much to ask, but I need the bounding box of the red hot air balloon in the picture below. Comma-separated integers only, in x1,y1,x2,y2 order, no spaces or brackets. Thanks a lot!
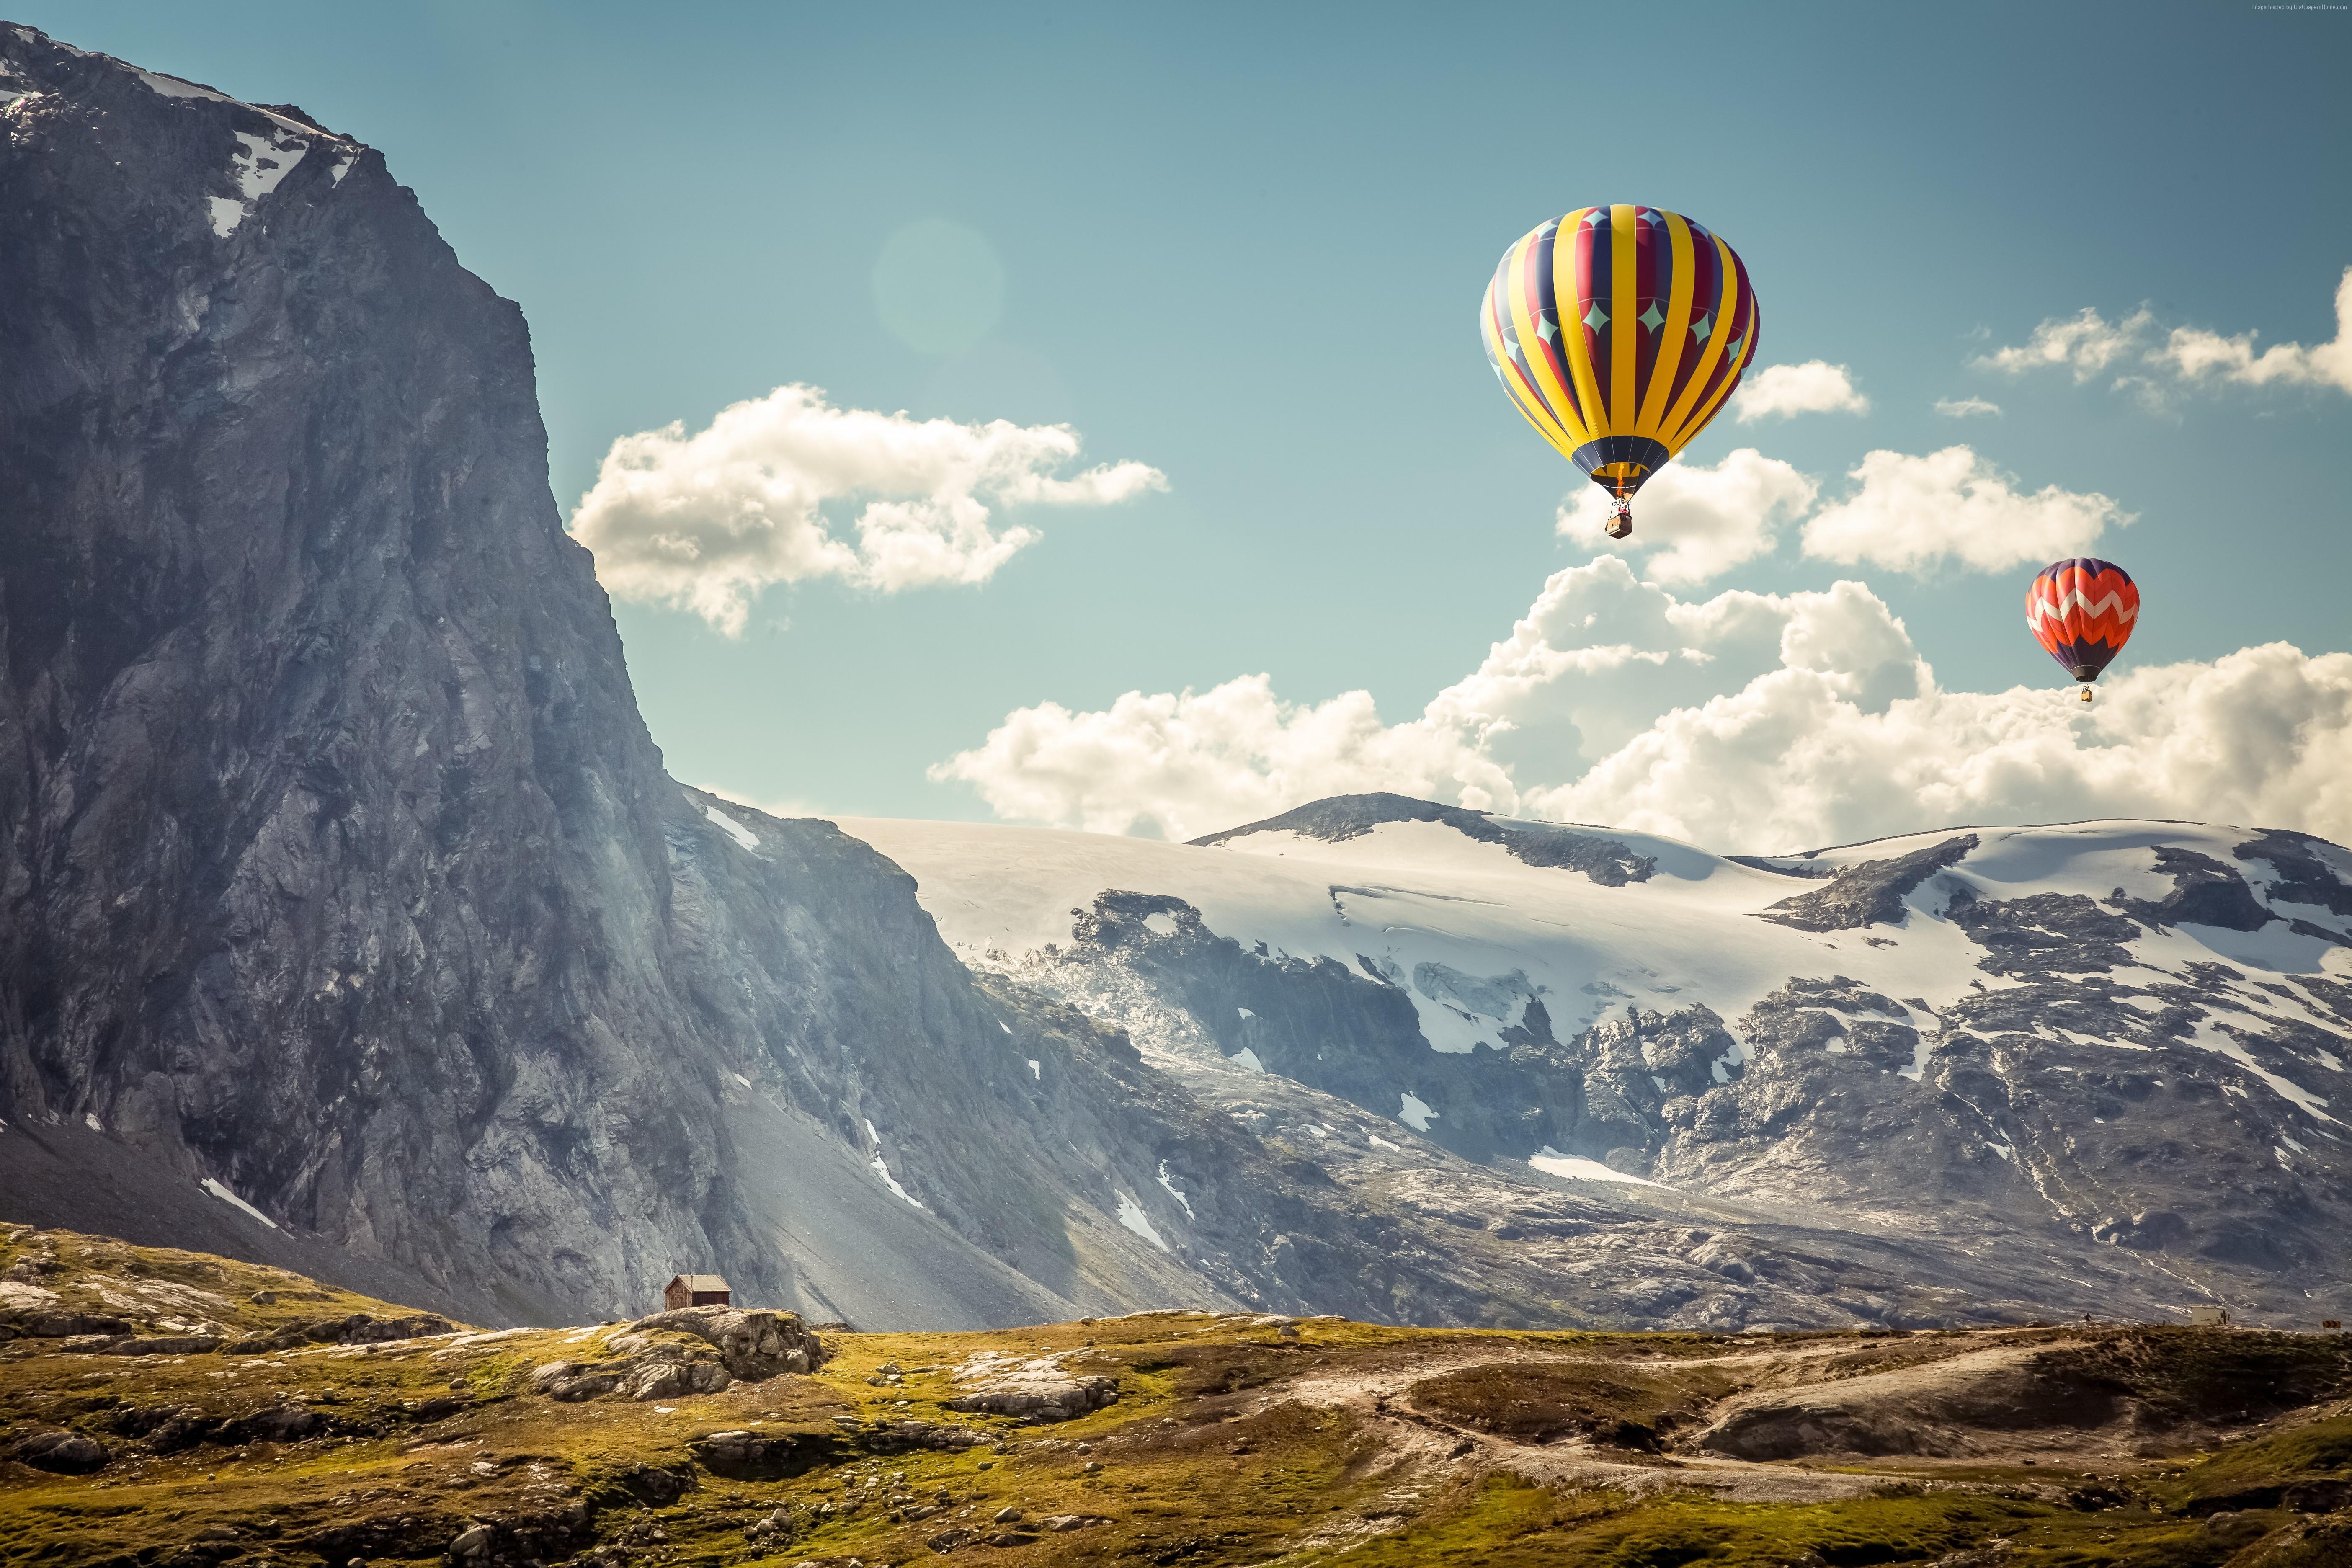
2026,558,2139,702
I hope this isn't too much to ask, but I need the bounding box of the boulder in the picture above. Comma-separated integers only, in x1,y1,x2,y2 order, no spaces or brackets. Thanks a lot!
626,1306,825,1379
18,1311,132,1338
9,1428,109,1473
687,1429,833,1480
944,1350,1119,1424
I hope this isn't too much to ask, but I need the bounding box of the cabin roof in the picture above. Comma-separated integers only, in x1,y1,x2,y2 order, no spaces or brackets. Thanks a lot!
667,1273,732,1292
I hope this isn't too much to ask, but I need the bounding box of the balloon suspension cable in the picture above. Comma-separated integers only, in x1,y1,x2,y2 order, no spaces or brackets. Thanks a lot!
1605,495,1633,541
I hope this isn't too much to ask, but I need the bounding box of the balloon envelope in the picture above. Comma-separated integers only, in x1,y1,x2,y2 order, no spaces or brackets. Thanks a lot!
1479,206,1761,500
2027,558,2139,683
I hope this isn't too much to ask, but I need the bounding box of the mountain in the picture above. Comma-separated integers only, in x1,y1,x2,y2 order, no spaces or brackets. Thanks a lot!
0,22,1415,1333
831,794,2352,1327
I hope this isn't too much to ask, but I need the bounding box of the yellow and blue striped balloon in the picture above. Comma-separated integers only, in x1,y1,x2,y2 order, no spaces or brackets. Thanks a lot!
1480,206,1760,507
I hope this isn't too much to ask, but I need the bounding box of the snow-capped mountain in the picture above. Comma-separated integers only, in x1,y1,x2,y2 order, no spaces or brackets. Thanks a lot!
831,794,2352,1326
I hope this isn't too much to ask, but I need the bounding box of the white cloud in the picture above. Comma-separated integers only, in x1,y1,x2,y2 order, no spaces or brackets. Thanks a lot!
2150,266,2352,394
570,384,1167,634
937,554,2352,854
1533,642,2352,853
1933,396,2001,418
1730,361,1870,423
1978,307,2153,381
1555,448,1818,585
1978,268,2352,400
1800,446,2128,575
926,676,1505,843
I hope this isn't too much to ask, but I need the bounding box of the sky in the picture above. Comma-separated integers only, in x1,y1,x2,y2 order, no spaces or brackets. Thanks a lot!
29,0,2352,851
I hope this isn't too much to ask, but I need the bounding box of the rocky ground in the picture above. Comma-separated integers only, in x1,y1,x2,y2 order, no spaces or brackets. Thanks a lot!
7,1227,2352,1567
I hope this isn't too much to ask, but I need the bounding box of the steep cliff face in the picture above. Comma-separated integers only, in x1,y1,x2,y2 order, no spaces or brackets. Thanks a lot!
0,25,696,1320
0,24,1297,1329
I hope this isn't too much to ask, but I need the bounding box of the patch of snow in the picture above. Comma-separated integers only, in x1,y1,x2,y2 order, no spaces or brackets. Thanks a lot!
729,1071,751,1088
1305,1123,1330,1138
199,1177,279,1230
869,1152,922,1208
2183,1015,2337,1123
1027,1058,1041,1080
1529,1148,1673,1189
206,196,245,238
1824,1039,1850,1055
703,804,760,851
2318,1050,2345,1073
1985,1141,2015,1161
1368,1134,1401,1151
329,154,353,185
1114,1191,1169,1251
999,1021,1013,1034
83,1112,103,1132
137,70,234,103
1397,1091,1437,1131
2281,1134,2309,1154
1896,1033,1934,1081
231,127,308,204
1155,1160,1194,1219
1230,1047,1264,1073
1237,1006,1254,1019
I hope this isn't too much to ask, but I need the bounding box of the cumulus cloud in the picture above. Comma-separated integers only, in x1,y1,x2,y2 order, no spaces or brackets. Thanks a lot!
937,553,2352,854
1933,396,2001,418
1800,446,2129,575
1730,360,1870,423
1532,643,2352,853
1977,267,2352,400
1555,448,1818,585
926,676,1506,842
570,384,1167,634
1977,307,2153,381
2150,266,2352,394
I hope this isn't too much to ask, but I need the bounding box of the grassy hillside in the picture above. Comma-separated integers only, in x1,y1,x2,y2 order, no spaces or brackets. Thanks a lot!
4,1223,2349,1566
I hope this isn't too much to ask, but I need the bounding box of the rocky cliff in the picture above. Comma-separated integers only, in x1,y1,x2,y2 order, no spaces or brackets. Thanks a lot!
0,23,1418,1331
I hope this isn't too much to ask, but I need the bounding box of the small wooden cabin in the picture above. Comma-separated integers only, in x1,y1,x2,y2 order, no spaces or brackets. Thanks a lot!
664,1273,732,1310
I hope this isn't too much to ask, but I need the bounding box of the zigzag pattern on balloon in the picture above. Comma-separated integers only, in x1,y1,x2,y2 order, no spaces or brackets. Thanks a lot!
2027,588,2138,637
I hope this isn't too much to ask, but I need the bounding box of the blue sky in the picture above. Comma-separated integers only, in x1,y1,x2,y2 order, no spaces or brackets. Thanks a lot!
32,0,2352,840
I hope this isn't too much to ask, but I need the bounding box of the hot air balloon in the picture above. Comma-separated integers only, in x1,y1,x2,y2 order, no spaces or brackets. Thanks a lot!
2026,558,2139,702
1480,205,1760,539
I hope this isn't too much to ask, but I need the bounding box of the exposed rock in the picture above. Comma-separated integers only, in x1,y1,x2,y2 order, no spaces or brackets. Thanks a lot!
944,1351,1118,1423
688,1429,832,1480
1760,835,1978,931
11,1311,132,1338
93,1334,224,1355
854,1418,993,1454
8,1427,110,1472
627,1305,825,1378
